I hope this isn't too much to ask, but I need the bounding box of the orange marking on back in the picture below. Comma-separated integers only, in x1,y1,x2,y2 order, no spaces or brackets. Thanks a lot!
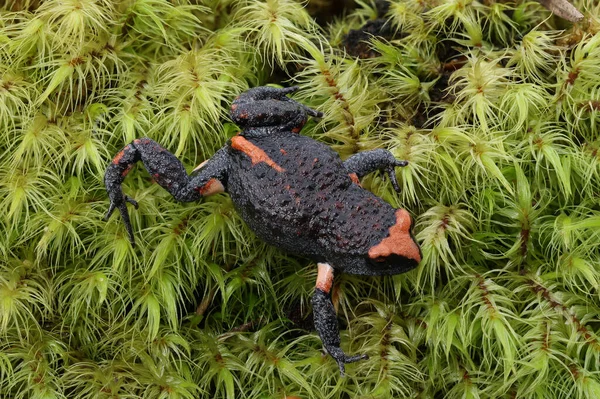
199,178,225,196
316,263,334,294
280,148,287,155
368,209,421,263
231,136,284,172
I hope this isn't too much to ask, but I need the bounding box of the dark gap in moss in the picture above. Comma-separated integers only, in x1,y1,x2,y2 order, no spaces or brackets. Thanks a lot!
307,0,358,26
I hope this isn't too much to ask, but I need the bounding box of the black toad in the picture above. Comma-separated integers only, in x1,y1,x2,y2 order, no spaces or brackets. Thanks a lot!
104,85,422,375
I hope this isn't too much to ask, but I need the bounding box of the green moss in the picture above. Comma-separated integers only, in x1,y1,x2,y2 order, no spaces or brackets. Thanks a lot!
1,0,599,397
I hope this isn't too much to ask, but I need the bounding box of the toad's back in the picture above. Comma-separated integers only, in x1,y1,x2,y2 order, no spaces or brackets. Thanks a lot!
226,133,420,275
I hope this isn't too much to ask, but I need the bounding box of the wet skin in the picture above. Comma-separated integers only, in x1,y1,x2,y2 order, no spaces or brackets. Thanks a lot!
104,86,422,376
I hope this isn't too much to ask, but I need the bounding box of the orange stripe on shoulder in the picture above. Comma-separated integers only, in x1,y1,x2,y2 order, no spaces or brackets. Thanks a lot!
368,209,421,263
231,135,284,172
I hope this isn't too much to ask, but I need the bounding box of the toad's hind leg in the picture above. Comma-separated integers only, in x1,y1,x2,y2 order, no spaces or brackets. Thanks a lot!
104,137,228,245
312,263,368,376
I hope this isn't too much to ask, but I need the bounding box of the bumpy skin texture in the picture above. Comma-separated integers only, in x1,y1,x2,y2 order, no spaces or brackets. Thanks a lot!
104,86,422,376
227,132,419,276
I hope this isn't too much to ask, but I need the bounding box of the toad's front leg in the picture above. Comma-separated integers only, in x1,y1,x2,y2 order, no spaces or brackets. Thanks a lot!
312,263,368,376
343,149,408,192
104,137,229,245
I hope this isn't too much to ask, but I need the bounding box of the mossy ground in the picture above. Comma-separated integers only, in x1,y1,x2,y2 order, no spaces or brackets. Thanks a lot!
1,0,599,398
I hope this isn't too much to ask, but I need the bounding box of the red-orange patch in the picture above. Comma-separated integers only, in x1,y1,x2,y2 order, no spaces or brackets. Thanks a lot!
349,172,361,186
316,263,334,294
112,147,127,164
291,120,305,133
121,164,134,177
198,178,225,196
231,136,284,172
368,209,421,263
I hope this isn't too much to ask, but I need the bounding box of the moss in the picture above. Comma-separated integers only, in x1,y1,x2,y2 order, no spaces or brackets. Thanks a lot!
1,0,599,398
